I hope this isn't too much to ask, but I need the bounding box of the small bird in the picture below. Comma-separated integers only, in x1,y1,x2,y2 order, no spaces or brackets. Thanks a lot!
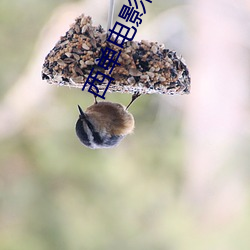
75,93,140,149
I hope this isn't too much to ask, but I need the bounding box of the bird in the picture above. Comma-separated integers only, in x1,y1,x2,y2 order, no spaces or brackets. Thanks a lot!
75,93,140,149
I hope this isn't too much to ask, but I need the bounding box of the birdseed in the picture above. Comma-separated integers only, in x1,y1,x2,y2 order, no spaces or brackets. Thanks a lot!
42,14,191,95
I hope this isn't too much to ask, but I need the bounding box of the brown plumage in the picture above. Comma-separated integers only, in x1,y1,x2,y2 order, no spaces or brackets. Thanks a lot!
85,102,134,136
75,101,135,149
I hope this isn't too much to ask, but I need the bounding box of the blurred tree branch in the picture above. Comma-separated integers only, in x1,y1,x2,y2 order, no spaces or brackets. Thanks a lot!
0,1,105,139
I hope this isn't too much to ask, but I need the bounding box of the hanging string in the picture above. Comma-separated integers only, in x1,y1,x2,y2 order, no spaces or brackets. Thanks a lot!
107,0,115,35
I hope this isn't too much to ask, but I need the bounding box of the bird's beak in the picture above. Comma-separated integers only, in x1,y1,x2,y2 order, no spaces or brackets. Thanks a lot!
77,105,86,119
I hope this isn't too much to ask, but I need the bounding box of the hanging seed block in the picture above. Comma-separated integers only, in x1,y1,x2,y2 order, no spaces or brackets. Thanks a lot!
42,14,190,95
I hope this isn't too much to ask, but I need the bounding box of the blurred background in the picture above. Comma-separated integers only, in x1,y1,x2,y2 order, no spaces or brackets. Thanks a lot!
1,0,250,249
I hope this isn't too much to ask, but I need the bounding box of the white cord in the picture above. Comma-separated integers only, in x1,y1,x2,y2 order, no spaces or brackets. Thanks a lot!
107,0,115,34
